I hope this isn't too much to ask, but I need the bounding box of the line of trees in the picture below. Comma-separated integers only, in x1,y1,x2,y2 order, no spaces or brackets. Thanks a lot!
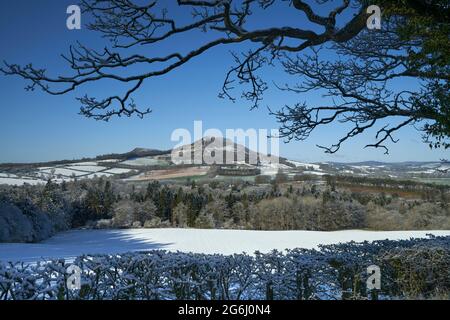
1,175,449,242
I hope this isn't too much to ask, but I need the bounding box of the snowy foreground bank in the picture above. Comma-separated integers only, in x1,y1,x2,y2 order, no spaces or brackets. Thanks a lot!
1,228,449,263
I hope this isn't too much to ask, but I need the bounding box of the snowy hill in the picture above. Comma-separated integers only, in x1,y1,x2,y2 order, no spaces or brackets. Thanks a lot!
171,136,283,166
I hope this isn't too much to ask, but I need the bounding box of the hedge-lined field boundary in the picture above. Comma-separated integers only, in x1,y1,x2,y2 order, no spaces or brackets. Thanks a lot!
1,236,449,300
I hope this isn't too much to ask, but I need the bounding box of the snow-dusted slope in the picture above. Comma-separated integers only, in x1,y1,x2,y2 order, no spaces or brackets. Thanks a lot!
172,136,282,166
0,177,45,186
286,160,321,170
0,229,448,263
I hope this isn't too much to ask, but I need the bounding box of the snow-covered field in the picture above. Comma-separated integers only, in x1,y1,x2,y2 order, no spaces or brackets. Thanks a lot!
260,163,291,176
0,173,18,178
287,160,321,171
0,229,448,263
98,159,120,163
303,170,327,176
121,157,165,166
0,177,45,186
65,165,107,172
39,168,87,177
104,168,133,174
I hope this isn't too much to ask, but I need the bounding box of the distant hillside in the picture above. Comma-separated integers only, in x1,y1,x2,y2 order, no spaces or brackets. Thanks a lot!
0,148,170,169
95,148,171,161
172,136,285,166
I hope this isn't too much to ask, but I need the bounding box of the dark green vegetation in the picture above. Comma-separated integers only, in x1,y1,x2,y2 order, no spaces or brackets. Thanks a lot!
1,236,448,300
1,174,449,242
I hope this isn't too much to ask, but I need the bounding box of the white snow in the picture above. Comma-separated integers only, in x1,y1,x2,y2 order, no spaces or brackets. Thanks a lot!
0,173,18,178
104,168,133,174
70,162,99,166
121,158,162,166
66,165,106,172
420,163,442,169
287,160,321,170
0,177,45,186
260,163,291,176
0,229,448,263
349,165,374,173
39,168,87,177
408,170,436,174
303,171,327,176
97,159,120,163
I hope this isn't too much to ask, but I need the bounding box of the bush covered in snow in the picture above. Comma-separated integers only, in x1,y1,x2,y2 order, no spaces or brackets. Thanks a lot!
0,202,53,243
0,203,34,242
1,236,448,300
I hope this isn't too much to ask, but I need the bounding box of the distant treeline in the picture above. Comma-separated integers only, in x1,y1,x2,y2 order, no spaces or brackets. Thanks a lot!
0,175,448,242
325,175,449,191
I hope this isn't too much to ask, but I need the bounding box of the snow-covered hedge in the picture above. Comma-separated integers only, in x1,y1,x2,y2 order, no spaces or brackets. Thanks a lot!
1,236,448,300
0,202,53,243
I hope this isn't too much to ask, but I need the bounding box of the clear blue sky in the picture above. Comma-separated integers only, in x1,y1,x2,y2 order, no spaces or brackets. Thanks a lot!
0,0,448,163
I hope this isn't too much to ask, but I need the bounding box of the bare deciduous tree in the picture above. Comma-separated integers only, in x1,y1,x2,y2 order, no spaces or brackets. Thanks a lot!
271,7,449,153
1,0,370,120
1,0,448,153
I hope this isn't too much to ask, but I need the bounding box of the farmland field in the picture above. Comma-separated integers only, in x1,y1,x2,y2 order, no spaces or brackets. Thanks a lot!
1,228,449,263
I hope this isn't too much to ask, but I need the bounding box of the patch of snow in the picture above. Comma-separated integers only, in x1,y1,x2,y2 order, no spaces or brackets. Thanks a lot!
0,173,18,178
104,168,133,174
287,160,321,170
259,163,291,176
39,168,87,177
0,177,45,186
0,229,449,263
84,172,114,178
121,157,163,166
97,159,120,163
70,162,98,166
408,169,436,174
420,163,440,169
303,171,327,176
66,165,106,172
349,165,374,173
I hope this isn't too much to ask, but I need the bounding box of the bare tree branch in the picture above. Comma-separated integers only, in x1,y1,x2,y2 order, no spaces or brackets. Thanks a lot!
1,0,370,120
